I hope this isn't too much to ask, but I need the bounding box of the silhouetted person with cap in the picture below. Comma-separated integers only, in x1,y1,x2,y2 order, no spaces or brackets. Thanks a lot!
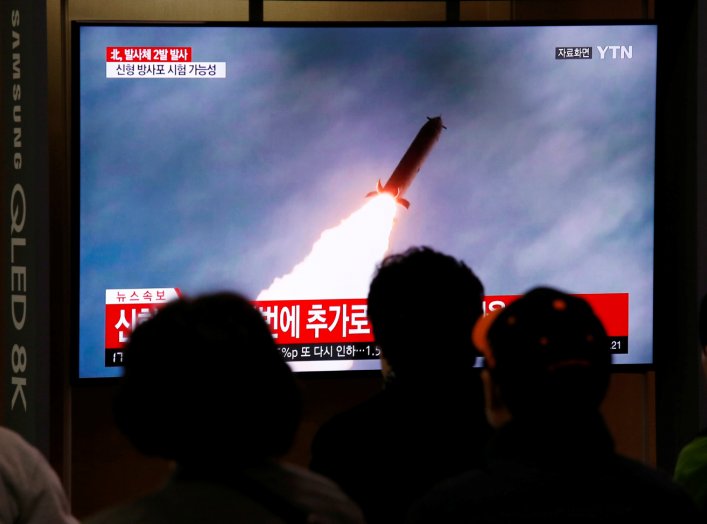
409,287,700,522
310,246,491,523
674,292,707,515
84,292,364,524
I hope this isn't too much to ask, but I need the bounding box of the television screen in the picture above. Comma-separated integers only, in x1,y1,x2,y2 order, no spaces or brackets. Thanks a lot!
74,22,657,379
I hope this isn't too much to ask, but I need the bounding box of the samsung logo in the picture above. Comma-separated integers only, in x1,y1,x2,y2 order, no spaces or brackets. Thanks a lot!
556,45,633,60
8,8,28,412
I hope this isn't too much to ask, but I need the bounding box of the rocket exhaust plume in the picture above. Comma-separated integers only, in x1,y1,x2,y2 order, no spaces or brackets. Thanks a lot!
257,195,399,300
258,117,443,301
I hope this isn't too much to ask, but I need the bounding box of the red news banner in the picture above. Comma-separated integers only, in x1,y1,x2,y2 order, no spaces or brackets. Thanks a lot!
106,47,192,62
104,291,628,366
104,288,181,366
105,46,226,79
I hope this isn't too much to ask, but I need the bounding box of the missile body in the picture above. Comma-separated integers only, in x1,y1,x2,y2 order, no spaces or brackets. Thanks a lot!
366,116,444,209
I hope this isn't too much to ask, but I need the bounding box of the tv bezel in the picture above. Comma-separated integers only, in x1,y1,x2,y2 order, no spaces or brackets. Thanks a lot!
69,19,658,384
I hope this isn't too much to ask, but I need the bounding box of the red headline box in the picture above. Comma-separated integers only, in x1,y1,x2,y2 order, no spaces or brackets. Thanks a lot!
105,288,181,350
484,293,628,337
106,47,192,62
104,291,627,352
254,292,628,346
253,299,372,345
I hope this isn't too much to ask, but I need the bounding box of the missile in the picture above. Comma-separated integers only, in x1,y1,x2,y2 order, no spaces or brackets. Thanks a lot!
366,116,445,209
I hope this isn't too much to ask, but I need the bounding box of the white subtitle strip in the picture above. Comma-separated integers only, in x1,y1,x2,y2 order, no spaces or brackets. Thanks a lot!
287,359,380,373
106,62,226,79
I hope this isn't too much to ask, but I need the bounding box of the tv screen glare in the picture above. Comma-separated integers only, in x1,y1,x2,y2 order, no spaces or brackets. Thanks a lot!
74,23,657,379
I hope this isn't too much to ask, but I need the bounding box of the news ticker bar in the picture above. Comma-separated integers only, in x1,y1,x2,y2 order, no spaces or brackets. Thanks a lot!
105,337,627,368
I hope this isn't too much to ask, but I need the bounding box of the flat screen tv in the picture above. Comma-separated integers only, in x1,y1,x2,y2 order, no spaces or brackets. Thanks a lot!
73,22,657,380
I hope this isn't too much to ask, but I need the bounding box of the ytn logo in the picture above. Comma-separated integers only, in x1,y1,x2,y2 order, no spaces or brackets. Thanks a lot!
597,45,633,59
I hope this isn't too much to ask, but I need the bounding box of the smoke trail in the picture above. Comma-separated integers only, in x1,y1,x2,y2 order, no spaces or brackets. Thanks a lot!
257,195,399,300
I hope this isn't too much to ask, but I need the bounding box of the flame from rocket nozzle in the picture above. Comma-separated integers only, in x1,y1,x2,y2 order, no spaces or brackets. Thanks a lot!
257,195,399,300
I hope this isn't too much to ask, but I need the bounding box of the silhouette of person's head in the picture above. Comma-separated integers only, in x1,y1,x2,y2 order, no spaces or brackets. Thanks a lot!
113,292,301,468
473,287,611,424
367,246,484,379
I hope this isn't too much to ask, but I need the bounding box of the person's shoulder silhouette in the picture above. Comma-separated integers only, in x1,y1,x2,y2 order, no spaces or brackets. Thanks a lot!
0,426,79,524
409,287,701,523
84,292,364,524
674,292,707,516
311,246,491,524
